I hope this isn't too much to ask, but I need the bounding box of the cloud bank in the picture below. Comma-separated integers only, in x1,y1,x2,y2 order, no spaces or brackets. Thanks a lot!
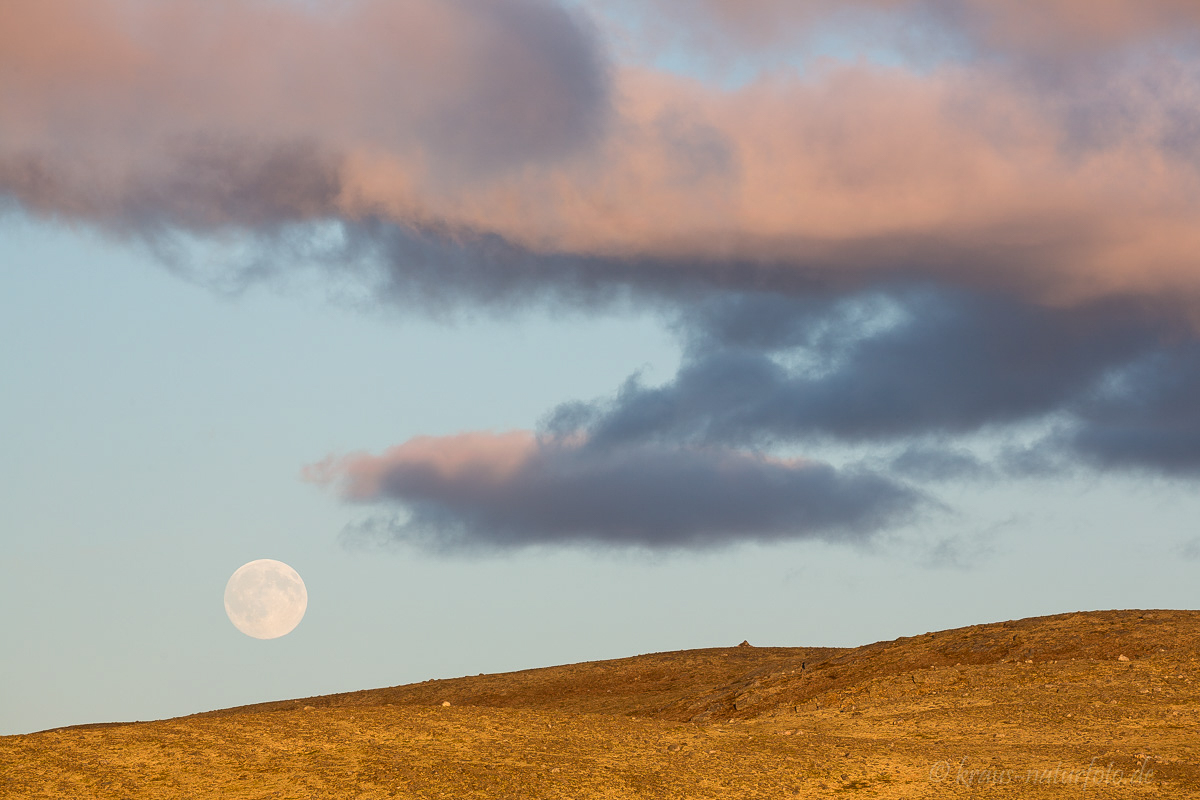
7,0,1200,550
6,0,1200,305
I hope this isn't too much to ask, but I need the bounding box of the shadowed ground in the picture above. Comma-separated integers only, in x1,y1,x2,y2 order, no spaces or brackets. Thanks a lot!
3,609,1198,798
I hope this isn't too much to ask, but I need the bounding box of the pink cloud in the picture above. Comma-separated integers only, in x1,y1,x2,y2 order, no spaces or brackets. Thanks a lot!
341,62,1200,306
0,0,607,225
4,1,1200,309
303,431,539,500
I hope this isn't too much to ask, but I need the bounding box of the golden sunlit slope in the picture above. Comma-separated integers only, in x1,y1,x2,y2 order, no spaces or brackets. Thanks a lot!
3,610,1199,798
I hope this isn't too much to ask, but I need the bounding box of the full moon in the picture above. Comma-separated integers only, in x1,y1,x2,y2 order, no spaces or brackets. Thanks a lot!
224,559,307,639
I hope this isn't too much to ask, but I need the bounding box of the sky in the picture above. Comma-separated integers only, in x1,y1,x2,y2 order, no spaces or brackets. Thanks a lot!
3,0,1200,735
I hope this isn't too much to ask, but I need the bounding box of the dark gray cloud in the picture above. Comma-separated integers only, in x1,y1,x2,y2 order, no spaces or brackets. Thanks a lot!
1066,344,1200,473
536,287,1200,478
888,444,992,482
302,218,849,316
316,437,926,552
552,288,1173,445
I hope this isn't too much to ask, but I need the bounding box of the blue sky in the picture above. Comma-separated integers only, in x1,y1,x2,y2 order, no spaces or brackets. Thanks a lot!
4,0,1200,735
5,215,1200,735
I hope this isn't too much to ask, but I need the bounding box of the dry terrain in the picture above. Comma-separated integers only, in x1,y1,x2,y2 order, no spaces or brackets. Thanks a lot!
3,609,1199,798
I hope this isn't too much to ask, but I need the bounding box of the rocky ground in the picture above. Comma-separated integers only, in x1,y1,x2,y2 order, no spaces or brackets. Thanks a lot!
3,609,1198,798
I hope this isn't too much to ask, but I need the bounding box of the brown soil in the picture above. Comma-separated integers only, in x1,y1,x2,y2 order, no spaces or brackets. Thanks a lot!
3,609,1198,798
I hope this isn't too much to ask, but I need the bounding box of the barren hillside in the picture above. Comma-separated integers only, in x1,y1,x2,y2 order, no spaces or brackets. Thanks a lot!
3,609,1197,798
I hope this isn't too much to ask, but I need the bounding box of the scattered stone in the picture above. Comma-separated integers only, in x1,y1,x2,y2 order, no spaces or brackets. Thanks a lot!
302,706,315,711
1118,655,1131,662
441,701,451,707
666,743,682,752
